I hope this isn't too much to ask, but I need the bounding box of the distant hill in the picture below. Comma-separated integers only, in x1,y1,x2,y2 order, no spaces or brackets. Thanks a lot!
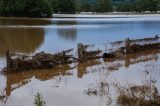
112,0,134,3
76,0,97,5
76,0,134,4
112,0,133,2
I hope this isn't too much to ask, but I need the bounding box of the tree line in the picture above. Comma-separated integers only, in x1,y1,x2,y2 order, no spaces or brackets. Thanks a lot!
74,0,160,12
116,0,160,12
0,0,52,17
50,0,112,13
51,0,160,13
0,0,160,18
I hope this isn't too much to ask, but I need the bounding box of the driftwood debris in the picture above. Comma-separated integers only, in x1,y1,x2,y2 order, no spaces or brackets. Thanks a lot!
3,35,160,73
4,44,102,72
4,49,74,72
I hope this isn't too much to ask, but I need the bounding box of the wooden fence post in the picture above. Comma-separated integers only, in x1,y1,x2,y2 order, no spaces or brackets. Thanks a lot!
6,50,12,70
125,38,131,54
77,43,84,59
155,35,159,42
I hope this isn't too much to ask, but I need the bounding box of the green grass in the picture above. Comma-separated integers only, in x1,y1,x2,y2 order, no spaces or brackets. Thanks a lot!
34,93,46,106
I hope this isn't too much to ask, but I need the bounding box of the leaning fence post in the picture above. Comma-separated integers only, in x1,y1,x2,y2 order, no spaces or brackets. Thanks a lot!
6,50,12,70
125,38,131,54
155,35,159,42
155,35,158,39
77,43,84,59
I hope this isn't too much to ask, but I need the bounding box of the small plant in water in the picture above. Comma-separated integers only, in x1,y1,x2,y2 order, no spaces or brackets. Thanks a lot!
34,93,46,106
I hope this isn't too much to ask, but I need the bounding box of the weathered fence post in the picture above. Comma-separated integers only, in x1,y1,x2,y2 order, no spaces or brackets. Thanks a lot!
6,50,12,70
125,38,131,54
77,43,84,59
155,35,159,42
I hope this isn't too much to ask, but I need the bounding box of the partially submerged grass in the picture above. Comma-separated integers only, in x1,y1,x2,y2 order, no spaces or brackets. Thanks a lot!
114,81,160,106
84,79,112,105
84,80,109,96
34,93,46,106
84,88,98,96
118,94,160,106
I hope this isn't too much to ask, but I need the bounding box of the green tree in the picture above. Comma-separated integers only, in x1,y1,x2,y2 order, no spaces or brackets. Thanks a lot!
24,0,52,17
96,0,112,12
117,3,134,12
146,0,159,12
50,0,60,13
58,0,76,13
116,0,160,13
0,0,52,18
80,2,93,12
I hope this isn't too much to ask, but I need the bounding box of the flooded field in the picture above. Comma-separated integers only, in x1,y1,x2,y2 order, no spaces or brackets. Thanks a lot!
0,15,160,106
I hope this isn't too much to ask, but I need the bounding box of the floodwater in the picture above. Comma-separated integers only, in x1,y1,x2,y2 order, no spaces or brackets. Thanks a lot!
0,15,160,106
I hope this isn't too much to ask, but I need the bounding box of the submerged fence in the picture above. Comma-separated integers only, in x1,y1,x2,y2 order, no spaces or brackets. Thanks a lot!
3,35,160,73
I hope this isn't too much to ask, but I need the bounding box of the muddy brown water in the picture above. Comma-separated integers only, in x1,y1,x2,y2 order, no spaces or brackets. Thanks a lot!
0,15,160,106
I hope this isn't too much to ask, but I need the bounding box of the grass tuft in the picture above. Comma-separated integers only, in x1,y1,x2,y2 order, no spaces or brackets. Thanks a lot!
34,93,46,106
114,81,160,106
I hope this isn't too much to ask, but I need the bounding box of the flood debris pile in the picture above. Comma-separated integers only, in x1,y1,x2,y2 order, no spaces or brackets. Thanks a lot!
3,43,102,73
2,35,160,73
4,49,74,72
103,35,160,59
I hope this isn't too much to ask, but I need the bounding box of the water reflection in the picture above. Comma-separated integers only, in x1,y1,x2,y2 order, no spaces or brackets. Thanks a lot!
84,79,112,106
0,60,103,101
77,60,101,78
84,52,160,106
0,49,159,103
1,65,72,101
0,17,51,26
56,21,77,41
0,28,45,56
104,50,159,69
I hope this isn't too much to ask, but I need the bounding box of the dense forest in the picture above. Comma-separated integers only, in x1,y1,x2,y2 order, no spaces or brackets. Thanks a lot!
0,0,160,18
115,0,160,12
74,0,160,13
0,0,52,17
